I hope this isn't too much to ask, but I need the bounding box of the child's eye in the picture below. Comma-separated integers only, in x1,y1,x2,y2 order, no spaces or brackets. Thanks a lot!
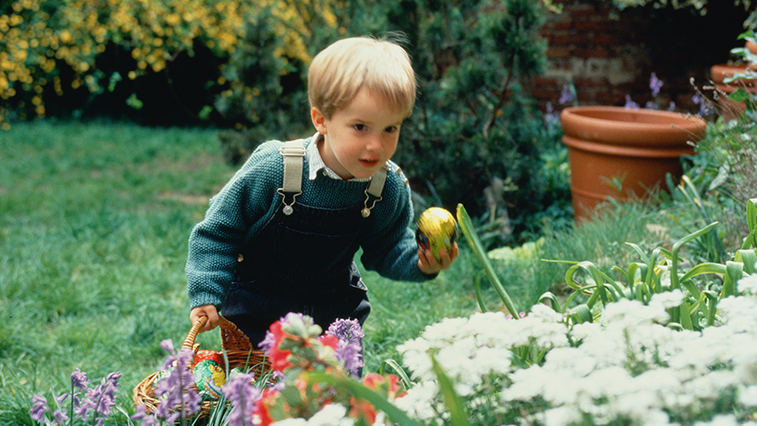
384,125,399,133
353,124,367,131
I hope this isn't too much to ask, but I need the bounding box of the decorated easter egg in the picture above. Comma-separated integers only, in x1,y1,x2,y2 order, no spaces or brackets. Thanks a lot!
193,359,226,399
193,350,224,370
416,207,459,261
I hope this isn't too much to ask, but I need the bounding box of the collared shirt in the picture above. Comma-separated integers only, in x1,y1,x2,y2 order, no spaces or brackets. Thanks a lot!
306,133,371,182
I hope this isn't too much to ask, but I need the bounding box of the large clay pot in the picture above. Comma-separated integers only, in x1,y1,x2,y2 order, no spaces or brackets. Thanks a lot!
561,106,707,222
709,41,757,120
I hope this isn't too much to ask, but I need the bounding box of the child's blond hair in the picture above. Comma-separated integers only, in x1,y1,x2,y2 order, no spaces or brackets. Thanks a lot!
308,36,416,119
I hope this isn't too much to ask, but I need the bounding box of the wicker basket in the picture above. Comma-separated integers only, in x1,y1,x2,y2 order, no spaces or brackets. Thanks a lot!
132,316,269,415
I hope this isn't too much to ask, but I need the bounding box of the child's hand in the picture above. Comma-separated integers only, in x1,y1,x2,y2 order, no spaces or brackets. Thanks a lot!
190,305,221,333
418,242,459,275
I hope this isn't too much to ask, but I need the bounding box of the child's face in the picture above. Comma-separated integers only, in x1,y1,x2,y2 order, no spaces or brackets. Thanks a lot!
311,88,405,180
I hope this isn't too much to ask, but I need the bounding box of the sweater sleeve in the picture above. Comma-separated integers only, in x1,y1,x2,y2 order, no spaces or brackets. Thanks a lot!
359,165,434,283
185,142,281,309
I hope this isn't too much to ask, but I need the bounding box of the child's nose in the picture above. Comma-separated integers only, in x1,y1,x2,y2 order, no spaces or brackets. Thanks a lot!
365,133,383,152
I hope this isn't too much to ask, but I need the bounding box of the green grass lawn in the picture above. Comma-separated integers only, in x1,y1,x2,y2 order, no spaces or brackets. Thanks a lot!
0,119,670,425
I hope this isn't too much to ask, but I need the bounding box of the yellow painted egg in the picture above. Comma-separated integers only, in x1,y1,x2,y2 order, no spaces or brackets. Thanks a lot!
415,207,459,261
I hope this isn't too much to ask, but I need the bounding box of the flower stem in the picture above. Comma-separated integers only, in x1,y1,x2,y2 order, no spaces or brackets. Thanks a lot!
456,204,520,318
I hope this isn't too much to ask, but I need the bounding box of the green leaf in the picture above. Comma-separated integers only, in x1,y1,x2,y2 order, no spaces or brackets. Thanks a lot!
722,261,745,297
456,204,520,318
679,263,727,299
735,250,757,274
474,272,489,313
743,198,757,250
670,222,719,290
538,291,562,313
679,300,694,330
379,359,413,391
569,304,593,324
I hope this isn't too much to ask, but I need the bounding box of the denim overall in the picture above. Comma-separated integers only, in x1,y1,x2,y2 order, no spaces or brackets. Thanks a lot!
221,139,388,347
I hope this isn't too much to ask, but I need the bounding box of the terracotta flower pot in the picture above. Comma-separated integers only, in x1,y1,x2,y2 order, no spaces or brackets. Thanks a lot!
709,41,757,120
561,106,706,222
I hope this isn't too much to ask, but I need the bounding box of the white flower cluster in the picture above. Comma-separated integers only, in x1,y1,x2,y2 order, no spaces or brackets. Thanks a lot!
395,305,568,421
396,274,757,426
271,403,356,426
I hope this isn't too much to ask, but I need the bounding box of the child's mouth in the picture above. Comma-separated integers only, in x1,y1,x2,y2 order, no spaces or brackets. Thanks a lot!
360,159,379,167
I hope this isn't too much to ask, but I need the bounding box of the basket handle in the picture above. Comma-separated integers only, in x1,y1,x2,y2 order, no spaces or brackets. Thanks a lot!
182,316,208,351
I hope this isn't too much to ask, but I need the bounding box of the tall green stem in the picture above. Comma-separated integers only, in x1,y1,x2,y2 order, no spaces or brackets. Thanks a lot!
456,204,520,318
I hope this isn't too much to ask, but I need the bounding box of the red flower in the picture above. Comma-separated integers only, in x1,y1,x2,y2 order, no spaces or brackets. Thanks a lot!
349,397,377,425
254,388,278,426
318,333,339,351
363,373,405,397
267,321,294,372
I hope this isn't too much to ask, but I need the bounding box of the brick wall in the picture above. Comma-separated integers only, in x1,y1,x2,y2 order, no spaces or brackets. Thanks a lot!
533,0,750,115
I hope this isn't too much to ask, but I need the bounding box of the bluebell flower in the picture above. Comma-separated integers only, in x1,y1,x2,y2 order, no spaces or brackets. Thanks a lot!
29,394,49,423
327,318,364,343
75,371,121,425
649,72,663,97
558,85,574,105
327,318,365,377
222,372,261,426
70,368,89,391
153,346,201,424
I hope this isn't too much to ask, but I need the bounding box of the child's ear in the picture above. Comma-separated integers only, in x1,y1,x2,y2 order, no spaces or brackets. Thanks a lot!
311,107,327,134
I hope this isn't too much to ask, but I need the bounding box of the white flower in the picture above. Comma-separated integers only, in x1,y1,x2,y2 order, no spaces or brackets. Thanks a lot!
308,403,354,426
739,273,757,295
649,288,684,309
739,384,757,407
541,405,582,426
271,419,308,426
270,404,355,426
694,414,739,426
394,382,440,421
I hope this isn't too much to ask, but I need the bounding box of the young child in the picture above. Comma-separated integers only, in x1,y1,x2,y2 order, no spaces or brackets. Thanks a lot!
186,36,458,346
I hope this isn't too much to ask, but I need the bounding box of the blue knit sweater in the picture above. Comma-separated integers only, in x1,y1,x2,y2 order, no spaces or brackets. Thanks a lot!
186,135,431,310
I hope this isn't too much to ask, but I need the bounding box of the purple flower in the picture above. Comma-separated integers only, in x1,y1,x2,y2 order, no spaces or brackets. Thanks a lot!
29,393,70,426
282,312,309,326
259,330,276,353
337,340,364,377
29,394,49,423
558,84,574,105
153,345,201,423
160,339,174,353
692,93,712,116
50,405,70,426
222,372,262,426
649,72,663,97
624,95,639,109
132,404,160,426
327,319,365,377
71,368,89,391
327,318,364,344
75,372,121,423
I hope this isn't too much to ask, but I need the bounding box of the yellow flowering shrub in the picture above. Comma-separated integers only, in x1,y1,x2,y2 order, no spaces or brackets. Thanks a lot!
0,0,340,128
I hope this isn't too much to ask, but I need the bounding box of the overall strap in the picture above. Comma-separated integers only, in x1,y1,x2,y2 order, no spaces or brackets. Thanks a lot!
277,139,306,215
277,138,389,218
361,163,389,218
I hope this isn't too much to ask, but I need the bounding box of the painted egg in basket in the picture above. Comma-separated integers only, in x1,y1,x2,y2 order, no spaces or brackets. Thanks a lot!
193,350,224,370
193,359,226,399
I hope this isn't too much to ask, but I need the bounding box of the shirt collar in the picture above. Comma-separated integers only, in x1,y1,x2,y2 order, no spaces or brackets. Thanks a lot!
306,132,371,182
